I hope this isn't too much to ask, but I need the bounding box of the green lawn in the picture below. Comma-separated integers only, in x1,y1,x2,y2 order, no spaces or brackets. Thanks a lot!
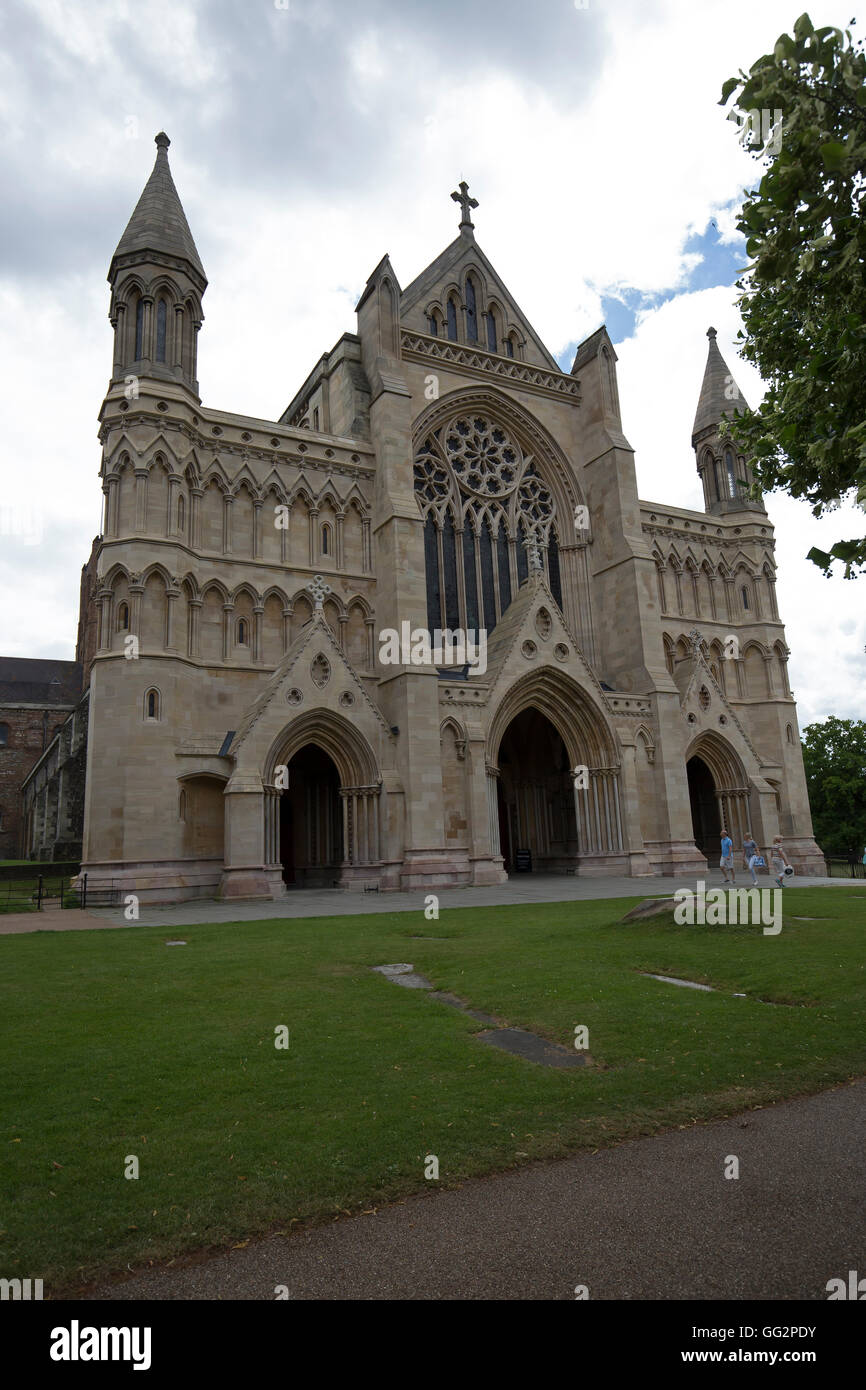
1,887,864,1293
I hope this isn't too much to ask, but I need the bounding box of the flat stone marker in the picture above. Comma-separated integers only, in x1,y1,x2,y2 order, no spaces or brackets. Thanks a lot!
372,970,590,1067
429,990,498,1024
371,963,433,990
620,898,679,923
642,972,714,991
477,1028,587,1068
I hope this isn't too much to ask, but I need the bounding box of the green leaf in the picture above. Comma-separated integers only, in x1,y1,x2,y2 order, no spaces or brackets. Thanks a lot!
820,141,847,170
719,76,739,105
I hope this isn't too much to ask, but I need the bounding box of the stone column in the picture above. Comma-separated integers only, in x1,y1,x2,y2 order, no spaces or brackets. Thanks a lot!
165,587,179,651
167,475,182,537
486,767,501,857
223,494,234,554
134,468,149,533
173,304,184,372
253,500,263,559
188,597,201,658
128,579,145,642
252,604,264,664
340,790,350,866
222,602,233,661
191,488,203,549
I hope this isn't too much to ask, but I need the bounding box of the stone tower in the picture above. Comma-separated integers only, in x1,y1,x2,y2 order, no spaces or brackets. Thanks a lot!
692,327,762,516
107,132,207,397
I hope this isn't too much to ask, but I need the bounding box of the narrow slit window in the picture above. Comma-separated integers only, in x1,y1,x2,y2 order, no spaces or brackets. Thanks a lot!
156,299,167,362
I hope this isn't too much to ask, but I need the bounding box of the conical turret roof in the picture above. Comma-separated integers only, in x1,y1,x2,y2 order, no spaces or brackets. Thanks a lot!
691,327,748,442
109,132,206,285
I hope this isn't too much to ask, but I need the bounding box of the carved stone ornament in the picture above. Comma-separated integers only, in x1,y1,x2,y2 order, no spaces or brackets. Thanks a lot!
311,653,330,688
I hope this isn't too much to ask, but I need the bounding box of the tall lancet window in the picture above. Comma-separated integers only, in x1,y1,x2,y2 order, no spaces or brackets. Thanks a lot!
156,299,167,362
725,450,737,499
486,311,497,352
465,277,478,342
446,298,458,341
134,300,144,360
414,413,561,642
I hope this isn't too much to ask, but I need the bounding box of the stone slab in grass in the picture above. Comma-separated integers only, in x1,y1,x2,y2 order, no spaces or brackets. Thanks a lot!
371,963,434,990
372,970,590,1067
619,898,679,923
476,1027,588,1068
642,972,714,992
429,990,498,1024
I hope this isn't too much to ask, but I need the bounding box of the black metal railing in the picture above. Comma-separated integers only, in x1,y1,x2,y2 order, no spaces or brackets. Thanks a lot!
822,855,866,880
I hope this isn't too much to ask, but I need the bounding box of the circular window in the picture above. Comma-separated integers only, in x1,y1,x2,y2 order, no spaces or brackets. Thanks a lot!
521,640,537,659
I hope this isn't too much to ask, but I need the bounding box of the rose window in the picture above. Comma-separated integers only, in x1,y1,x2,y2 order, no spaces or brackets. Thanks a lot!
443,416,522,498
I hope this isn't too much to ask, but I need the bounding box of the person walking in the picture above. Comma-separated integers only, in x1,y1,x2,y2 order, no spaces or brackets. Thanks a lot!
720,830,735,883
769,836,791,887
742,832,761,885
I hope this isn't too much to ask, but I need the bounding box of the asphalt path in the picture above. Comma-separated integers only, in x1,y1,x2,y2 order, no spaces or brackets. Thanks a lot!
84,1078,866,1301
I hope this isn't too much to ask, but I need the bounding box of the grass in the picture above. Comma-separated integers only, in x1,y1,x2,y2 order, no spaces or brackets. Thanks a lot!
1,886,864,1293
0,873,73,914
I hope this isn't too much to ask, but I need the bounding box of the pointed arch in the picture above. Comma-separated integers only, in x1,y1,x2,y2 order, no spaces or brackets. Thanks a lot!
264,709,380,788
488,668,619,771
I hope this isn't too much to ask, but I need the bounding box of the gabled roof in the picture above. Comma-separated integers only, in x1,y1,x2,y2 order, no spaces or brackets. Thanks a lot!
692,327,749,442
109,132,206,285
0,658,82,705
400,235,560,372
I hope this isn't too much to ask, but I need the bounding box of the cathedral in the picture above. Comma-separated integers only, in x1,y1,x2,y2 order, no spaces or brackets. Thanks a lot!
75,133,824,902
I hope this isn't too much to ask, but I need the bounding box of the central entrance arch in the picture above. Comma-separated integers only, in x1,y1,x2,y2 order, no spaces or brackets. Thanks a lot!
488,670,626,873
496,707,576,872
280,743,343,887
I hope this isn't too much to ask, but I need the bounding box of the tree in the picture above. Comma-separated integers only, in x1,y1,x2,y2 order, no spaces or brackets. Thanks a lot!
801,716,866,856
719,13,866,576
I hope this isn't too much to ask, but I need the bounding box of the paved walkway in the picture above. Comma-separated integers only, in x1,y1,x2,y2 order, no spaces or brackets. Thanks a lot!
4,870,855,934
84,1078,866,1300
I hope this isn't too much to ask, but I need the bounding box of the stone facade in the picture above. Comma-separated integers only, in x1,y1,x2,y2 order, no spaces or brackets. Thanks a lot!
77,135,824,903
0,659,82,858
20,691,89,861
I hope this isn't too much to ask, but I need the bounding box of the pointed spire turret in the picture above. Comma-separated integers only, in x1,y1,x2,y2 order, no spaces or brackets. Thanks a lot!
107,133,207,396
692,328,763,515
109,133,206,287
691,326,748,444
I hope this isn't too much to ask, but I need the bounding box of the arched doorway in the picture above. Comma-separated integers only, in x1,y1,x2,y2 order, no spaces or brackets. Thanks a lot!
262,709,382,890
685,733,751,860
280,743,343,887
496,707,577,873
686,755,721,858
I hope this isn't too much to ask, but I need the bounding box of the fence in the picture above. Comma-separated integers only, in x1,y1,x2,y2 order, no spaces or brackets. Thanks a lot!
822,855,866,880
0,865,122,912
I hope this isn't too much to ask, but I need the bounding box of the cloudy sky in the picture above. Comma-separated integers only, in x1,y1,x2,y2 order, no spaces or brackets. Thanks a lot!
0,0,863,726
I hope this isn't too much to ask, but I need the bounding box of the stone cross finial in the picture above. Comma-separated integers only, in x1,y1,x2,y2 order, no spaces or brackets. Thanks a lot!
451,180,478,231
309,574,331,611
689,626,704,651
